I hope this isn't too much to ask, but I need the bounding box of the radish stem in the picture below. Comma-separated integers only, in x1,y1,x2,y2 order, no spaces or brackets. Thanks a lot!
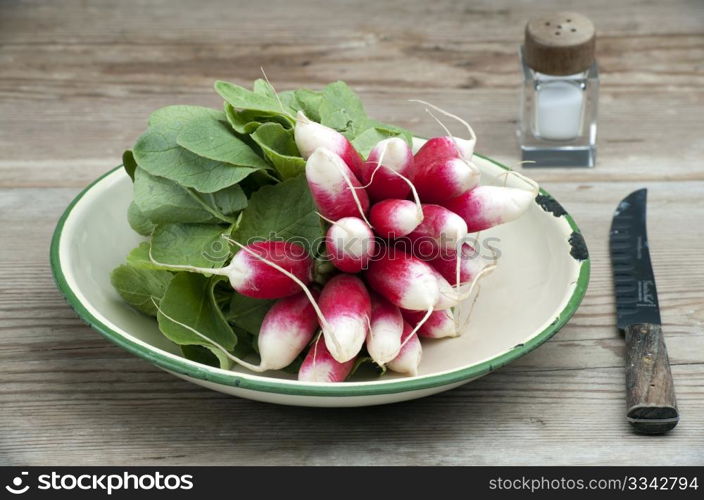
152,298,265,373
409,99,476,142
400,306,434,350
223,237,342,355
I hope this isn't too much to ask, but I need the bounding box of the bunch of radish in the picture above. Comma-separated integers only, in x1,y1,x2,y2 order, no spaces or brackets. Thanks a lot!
156,106,537,382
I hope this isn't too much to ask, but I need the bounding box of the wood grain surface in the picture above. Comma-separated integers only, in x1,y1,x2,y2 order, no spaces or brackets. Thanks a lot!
1,0,703,466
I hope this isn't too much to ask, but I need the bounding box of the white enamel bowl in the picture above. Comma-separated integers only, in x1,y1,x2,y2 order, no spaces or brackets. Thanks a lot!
51,145,589,407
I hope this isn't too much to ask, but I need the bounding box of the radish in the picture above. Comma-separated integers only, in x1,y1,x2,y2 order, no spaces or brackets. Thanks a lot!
294,111,364,179
406,204,468,253
428,243,489,287
298,334,356,383
154,296,317,375
412,156,480,203
431,267,464,310
325,216,377,273
387,322,422,376
414,136,474,166
409,99,477,164
402,308,457,339
365,248,440,312
369,199,423,238
366,294,404,366
442,185,534,233
150,240,312,299
360,137,414,201
319,274,371,363
306,147,370,222
257,291,320,370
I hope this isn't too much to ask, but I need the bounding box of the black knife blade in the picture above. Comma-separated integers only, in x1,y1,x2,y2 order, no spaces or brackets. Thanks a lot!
609,188,678,434
609,188,661,329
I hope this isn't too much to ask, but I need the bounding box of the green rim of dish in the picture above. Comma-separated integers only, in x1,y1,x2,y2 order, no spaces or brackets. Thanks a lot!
50,155,590,397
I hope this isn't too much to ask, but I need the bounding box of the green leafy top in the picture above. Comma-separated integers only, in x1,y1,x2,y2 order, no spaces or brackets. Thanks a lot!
113,79,412,374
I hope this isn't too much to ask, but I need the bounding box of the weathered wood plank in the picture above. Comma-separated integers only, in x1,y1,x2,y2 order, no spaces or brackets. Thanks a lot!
1,0,702,45
1,0,703,467
1,87,703,186
1,364,702,465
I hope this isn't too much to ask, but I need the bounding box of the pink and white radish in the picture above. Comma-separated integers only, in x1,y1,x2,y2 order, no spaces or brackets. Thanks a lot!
431,267,464,310
360,137,415,201
298,334,356,382
257,291,320,370
365,248,440,312
387,322,422,376
401,308,457,339
366,294,404,366
369,199,423,238
412,156,480,203
294,111,364,179
409,99,477,164
306,147,370,222
442,185,534,233
413,136,475,166
154,294,319,374
319,274,371,363
325,216,376,273
406,204,468,253
150,240,313,300
428,243,489,287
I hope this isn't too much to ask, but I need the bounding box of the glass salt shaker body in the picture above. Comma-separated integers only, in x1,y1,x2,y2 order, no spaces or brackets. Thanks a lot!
518,12,599,167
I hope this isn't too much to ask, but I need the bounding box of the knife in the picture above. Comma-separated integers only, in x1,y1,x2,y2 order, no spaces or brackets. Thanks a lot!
609,188,679,434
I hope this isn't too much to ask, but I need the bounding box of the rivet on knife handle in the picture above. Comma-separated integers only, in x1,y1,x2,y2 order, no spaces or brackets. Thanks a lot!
625,322,679,434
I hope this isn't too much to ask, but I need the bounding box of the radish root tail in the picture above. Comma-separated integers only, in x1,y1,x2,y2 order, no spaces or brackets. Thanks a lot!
223,237,343,356
409,99,476,142
332,157,372,227
401,306,434,350
498,169,540,196
259,66,296,122
152,298,265,373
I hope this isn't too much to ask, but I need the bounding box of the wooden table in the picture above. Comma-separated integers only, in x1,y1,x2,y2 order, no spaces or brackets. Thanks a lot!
1,0,702,466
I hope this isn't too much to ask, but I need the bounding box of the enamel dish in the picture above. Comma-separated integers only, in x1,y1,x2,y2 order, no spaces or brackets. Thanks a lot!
51,142,589,407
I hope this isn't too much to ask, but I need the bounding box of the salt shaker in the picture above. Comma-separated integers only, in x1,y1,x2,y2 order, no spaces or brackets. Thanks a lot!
518,12,599,167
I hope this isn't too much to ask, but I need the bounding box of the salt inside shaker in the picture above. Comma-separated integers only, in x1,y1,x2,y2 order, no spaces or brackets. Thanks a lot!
518,12,599,167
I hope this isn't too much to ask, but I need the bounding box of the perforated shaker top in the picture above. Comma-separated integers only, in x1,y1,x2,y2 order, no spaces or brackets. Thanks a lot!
524,12,596,75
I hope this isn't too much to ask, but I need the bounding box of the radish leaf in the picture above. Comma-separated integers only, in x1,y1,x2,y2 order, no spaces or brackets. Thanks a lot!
150,223,232,268
250,122,306,179
215,80,295,121
319,81,368,139
233,175,323,254
110,264,173,317
127,201,156,236
133,168,245,224
226,293,275,336
177,116,270,170
157,273,237,369
122,150,138,181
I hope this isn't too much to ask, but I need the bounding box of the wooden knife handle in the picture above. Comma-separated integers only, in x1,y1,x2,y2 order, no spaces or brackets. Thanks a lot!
624,323,679,434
